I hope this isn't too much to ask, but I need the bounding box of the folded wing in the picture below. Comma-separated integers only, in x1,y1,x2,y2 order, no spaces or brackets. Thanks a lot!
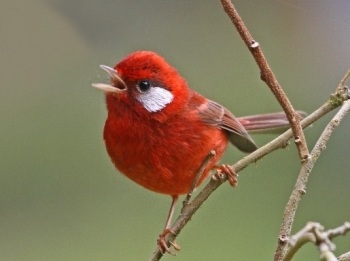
198,100,257,153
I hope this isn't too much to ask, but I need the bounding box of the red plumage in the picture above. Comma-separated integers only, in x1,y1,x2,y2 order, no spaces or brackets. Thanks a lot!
92,51,301,253
104,87,228,195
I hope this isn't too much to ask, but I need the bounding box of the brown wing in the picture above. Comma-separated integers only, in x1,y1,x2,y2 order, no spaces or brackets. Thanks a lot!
198,100,257,153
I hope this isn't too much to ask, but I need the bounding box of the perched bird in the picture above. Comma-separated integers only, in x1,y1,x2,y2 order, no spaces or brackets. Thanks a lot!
92,51,301,253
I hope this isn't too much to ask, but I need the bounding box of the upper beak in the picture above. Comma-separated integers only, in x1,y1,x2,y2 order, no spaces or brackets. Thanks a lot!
92,65,127,93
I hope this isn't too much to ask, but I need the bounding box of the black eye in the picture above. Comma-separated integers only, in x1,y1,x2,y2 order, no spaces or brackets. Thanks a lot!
138,80,151,92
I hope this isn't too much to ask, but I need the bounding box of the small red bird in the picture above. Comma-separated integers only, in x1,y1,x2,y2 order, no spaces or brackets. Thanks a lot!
92,51,300,253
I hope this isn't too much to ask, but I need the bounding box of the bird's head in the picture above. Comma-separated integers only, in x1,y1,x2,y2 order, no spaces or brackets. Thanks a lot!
92,51,190,121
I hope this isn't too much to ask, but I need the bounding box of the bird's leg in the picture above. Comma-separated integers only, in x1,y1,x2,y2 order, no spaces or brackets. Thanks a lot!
158,151,216,254
183,150,216,206
213,164,238,187
157,195,180,255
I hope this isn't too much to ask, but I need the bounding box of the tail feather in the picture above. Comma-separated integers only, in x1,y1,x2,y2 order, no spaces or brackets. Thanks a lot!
238,111,307,134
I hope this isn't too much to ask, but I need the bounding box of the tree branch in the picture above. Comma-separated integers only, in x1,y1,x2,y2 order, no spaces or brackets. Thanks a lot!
284,222,350,261
338,251,350,261
220,0,309,161
274,70,350,261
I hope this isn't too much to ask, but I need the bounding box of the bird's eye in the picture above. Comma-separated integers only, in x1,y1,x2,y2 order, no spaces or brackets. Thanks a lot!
138,81,151,92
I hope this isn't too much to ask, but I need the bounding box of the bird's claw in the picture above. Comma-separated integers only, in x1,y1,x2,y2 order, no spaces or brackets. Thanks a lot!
157,228,180,255
215,164,238,187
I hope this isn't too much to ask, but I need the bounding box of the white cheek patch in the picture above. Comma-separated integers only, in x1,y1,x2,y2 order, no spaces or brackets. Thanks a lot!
136,87,174,113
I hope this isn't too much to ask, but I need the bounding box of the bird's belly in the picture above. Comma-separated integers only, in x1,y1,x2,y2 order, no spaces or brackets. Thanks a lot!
104,121,228,195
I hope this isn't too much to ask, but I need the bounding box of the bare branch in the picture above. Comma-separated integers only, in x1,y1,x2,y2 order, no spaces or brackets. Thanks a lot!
274,71,350,261
320,245,338,261
220,0,309,161
327,222,350,240
338,251,350,261
338,70,350,91
285,222,350,261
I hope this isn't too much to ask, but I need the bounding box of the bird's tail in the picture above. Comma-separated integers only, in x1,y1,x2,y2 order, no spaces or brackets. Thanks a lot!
238,111,307,134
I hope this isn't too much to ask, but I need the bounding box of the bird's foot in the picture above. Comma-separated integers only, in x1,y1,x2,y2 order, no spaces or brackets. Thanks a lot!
157,228,180,255
214,164,238,187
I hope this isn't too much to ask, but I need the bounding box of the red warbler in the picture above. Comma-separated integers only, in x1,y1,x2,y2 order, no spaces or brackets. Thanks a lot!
92,51,302,253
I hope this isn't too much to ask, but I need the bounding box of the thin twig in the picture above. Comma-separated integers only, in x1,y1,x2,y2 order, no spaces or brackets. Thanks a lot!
327,222,350,240
274,70,350,261
338,251,350,261
339,70,350,91
220,0,309,161
285,222,350,261
319,244,338,261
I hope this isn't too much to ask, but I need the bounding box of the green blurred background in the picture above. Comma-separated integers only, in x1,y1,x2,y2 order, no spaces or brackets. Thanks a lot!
1,0,349,260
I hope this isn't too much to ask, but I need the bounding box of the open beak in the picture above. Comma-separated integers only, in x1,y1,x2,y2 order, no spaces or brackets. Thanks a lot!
92,65,127,93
